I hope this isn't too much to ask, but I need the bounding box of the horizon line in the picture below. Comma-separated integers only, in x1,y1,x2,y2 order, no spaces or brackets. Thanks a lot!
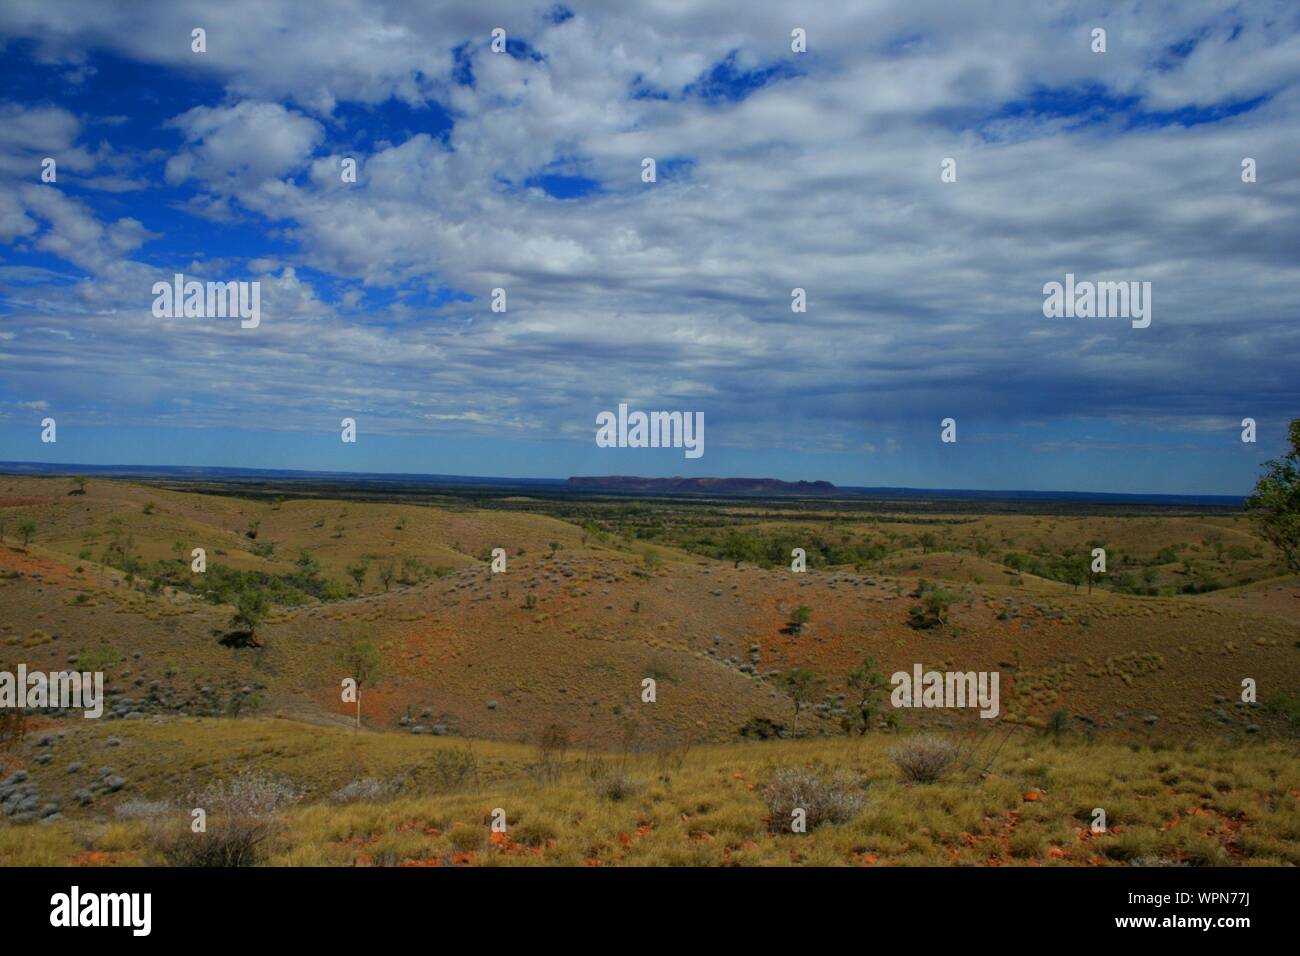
0,460,1246,504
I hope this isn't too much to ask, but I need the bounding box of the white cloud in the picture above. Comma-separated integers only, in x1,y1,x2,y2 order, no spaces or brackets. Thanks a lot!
165,101,324,188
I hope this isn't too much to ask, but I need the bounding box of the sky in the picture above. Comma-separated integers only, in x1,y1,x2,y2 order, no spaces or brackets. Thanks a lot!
0,0,1297,495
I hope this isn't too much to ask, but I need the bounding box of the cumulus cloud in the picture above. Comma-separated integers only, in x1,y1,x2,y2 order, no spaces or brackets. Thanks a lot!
165,101,325,189
0,103,86,177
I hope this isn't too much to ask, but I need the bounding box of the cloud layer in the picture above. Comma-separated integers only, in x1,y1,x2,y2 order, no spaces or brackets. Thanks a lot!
0,1,1297,491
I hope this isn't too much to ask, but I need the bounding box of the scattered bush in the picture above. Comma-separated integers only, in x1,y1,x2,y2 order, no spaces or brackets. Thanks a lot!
534,723,569,783
114,798,172,820
739,716,787,740
762,765,866,830
193,772,299,818
77,643,121,673
535,723,566,764
447,825,485,853
407,747,478,793
153,772,298,867
907,588,957,629
398,557,442,585
1264,694,1300,730
512,817,558,847
585,758,639,802
152,818,267,867
331,777,399,804
890,734,961,783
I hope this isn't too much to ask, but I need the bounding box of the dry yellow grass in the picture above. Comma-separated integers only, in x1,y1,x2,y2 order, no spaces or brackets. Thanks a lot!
4,718,1298,867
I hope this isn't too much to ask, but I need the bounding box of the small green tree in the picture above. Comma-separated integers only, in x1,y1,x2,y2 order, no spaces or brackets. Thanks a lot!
338,637,381,732
782,667,823,729
378,559,396,591
924,588,955,624
908,586,956,629
346,560,369,592
102,523,137,572
1247,419,1300,572
231,588,269,647
843,656,888,735
16,521,35,548
1057,554,1085,591
722,531,758,569
788,605,812,635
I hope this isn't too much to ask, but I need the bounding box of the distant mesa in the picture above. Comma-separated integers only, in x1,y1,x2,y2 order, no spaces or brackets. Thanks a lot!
567,476,837,496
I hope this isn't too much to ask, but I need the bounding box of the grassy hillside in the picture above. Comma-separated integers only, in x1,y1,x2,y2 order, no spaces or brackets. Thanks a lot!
3,718,1297,867
2,475,1299,866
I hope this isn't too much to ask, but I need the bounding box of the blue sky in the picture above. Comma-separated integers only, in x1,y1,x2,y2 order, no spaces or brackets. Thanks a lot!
1,1,1298,494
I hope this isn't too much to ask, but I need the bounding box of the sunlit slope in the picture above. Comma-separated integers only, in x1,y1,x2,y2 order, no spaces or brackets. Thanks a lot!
2,477,1297,746
4,718,1299,867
